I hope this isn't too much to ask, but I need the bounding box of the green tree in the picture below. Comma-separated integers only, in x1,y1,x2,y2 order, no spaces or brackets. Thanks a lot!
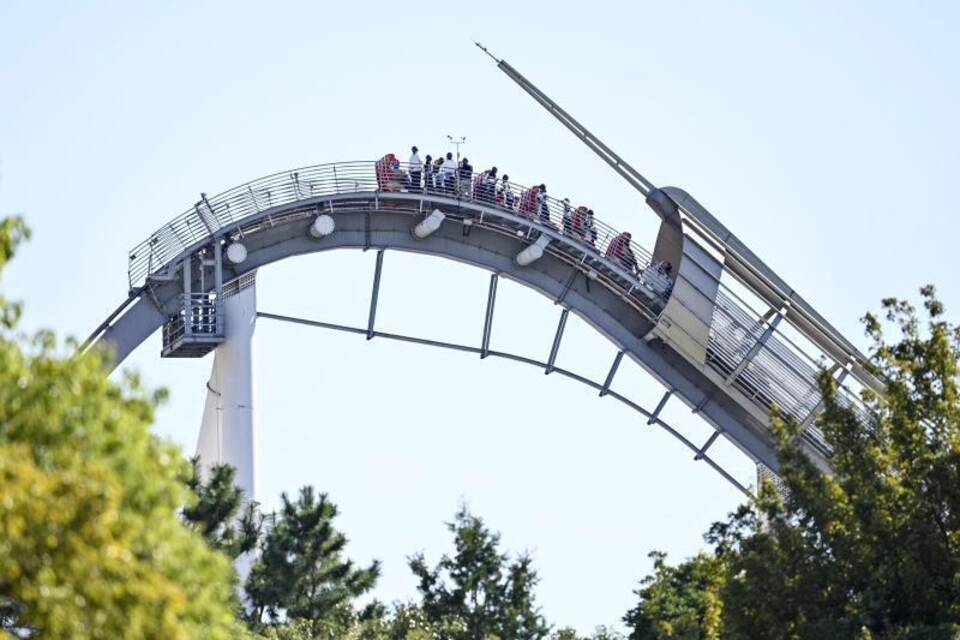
245,487,380,628
553,626,626,640
409,505,550,640
621,552,724,640
705,286,960,639
0,216,246,638
182,457,261,559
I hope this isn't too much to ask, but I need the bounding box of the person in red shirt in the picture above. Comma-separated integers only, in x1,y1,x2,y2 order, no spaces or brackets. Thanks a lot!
605,232,639,274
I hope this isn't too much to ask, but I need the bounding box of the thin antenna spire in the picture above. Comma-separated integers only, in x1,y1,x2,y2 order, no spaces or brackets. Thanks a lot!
474,41,501,64
476,45,655,196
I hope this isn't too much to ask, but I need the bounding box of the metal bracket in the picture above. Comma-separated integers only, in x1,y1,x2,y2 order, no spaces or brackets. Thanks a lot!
364,211,372,250
692,393,712,415
555,268,579,305
143,282,165,314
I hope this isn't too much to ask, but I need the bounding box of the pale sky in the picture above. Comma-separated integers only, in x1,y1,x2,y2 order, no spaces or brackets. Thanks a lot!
2,1,958,633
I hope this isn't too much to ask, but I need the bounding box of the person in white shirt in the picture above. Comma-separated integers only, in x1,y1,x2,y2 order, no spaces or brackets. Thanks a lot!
408,146,422,192
440,152,457,194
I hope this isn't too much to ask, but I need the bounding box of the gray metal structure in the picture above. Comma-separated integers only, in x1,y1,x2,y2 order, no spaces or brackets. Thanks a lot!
87,157,872,496
83,48,881,496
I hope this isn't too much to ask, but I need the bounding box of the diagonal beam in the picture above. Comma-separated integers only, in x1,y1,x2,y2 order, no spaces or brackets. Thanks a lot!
480,273,498,358
545,309,570,374
724,307,784,385
647,390,672,425
366,250,385,340
599,350,625,397
694,430,722,460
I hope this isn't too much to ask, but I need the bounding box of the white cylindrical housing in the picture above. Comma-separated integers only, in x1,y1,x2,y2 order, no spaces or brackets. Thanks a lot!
309,214,335,238
516,234,552,266
414,209,446,239
226,242,248,264
196,281,258,588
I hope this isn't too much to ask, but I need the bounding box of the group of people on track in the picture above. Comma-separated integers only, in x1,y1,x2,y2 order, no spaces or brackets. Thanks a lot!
375,146,673,300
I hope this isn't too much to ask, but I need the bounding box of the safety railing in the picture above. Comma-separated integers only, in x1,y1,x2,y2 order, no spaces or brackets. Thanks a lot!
161,293,222,347
706,289,872,454
127,161,660,292
129,158,870,457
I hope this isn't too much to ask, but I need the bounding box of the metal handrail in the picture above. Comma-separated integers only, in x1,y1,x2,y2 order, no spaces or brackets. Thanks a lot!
127,161,658,291
129,158,869,458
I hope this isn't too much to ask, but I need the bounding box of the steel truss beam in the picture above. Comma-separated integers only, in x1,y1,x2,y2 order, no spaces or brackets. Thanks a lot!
367,250,385,340
648,390,672,425
481,273,498,359
545,309,569,374
599,350,625,397
695,430,723,461
256,310,751,496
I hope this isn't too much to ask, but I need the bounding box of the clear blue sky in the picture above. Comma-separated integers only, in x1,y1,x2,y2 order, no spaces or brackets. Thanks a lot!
2,1,958,633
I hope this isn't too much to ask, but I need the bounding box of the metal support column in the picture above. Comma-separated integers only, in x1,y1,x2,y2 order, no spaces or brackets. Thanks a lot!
647,390,672,425
213,240,223,334
599,350,625,397
367,250,384,340
196,279,257,586
480,273,498,358
182,255,192,336
545,309,569,374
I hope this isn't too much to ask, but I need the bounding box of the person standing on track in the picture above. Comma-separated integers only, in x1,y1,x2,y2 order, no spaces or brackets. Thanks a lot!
458,157,473,198
606,231,639,274
408,146,422,192
440,152,457,194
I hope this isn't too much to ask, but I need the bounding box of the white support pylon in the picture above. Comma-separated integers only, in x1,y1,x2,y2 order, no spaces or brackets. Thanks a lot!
196,276,258,501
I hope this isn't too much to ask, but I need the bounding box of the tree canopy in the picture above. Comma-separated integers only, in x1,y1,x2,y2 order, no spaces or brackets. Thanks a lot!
622,552,723,640
245,487,380,628
0,216,246,638
409,504,550,640
626,286,960,640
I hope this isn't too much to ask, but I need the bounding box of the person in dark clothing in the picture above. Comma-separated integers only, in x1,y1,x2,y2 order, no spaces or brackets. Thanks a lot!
536,184,551,224
459,157,473,198
423,154,434,192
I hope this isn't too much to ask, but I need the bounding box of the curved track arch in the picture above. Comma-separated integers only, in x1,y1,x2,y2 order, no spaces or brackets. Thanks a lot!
89,160,858,494
255,308,751,495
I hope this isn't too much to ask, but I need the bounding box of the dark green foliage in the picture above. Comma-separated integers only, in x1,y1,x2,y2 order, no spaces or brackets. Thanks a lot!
409,505,550,640
622,552,723,639
245,487,380,628
182,457,261,559
628,287,960,640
